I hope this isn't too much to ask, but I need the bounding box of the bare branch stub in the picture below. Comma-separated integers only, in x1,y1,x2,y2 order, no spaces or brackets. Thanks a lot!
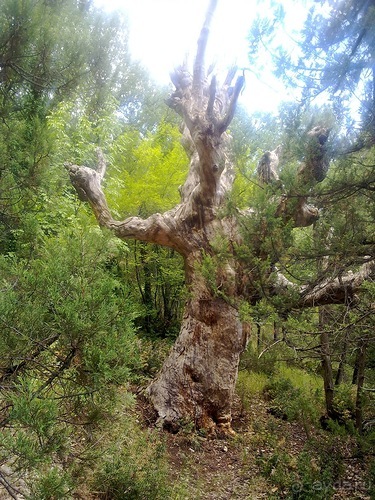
224,65,238,87
299,126,330,183
95,147,107,182
256,126,331,227
65,155,181,250
274,260,375,308
193,0,218,95
66,162,112,225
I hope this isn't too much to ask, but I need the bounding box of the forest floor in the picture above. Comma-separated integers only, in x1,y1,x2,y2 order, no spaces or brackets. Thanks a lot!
153,395,373,499
1,389,372,499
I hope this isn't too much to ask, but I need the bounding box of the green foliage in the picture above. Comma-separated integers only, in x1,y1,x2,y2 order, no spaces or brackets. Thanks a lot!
263,365,323,428
91,419,174,499
130,338,173,382
47,96,121,166
0,0,139,256
0,225,141,493
256,428,345,500
367,458,375,499
123,242,185,339
248,0,375,142
0,2,373,498
199,251,221,296
299,0,375,139
107,119,188,216
257,450,296,495
236,370,269,413
290,449,336,499
240,341,279,375
29,468,73,500
0,225,139,383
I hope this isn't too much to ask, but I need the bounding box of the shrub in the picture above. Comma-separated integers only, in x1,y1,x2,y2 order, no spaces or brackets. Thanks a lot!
237,370,269,413
0,227,141,495
262,366,324,436
91,420,173,499
29,468,73,500
291,450,335,499
240,343,279,375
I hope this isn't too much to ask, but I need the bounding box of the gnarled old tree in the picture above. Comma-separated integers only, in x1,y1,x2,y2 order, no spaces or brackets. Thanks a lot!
66,0,374,435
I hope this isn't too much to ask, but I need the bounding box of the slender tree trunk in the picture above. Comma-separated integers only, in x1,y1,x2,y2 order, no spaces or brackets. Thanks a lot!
355,339,367,431
335,327,350,386
257,323,261,351
139,243,153,334
352,348,360,385
319,307,335,417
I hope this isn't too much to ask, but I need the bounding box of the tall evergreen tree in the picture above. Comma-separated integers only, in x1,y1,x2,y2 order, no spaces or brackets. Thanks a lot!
0,0,151,254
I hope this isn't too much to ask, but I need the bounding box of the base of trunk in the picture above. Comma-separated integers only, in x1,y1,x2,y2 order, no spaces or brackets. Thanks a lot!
146,296,247,436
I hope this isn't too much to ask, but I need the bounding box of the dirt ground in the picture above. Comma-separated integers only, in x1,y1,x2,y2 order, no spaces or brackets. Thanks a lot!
162,396,372,499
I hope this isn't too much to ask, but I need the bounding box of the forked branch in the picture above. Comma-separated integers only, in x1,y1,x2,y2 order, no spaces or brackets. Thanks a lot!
218,74,245,133
65,151,183,252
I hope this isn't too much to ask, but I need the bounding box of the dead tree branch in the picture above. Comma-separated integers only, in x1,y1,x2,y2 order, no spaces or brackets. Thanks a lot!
274,260,375,308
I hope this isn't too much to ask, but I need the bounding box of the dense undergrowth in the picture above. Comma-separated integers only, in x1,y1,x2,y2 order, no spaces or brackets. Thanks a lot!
236,341,375,500
0,199,373,498
1,321,374,498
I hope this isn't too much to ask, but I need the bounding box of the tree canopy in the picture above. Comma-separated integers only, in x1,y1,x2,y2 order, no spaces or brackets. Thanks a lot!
249,0,375,148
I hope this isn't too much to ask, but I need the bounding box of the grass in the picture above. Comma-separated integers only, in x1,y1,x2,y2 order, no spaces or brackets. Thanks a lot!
276,364,322,395
237,370,269,412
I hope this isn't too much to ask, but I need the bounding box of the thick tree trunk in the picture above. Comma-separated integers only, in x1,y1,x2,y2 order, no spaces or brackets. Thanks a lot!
147,283,246,435
146,244,249,435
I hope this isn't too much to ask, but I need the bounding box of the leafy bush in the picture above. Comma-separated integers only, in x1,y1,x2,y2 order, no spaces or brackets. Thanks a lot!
0,225,141,494
91,419,174,499
262,366,323,435
257,439,343,499
237,370,269,413
29,468,73,500
291,450,335,499
133,337,173,380
240,342,279,375
332,384,356,421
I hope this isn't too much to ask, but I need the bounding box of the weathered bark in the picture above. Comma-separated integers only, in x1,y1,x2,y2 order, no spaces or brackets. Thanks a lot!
65,0,375,434
274,260,375,308
258,126,330,227
147,267,246,435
